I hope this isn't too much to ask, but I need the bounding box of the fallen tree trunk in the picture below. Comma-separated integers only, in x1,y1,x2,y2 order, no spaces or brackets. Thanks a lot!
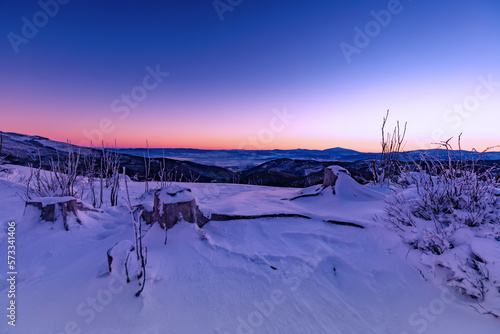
210,213,311,221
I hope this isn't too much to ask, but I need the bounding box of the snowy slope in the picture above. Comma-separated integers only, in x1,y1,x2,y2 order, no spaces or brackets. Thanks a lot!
0,165,498,334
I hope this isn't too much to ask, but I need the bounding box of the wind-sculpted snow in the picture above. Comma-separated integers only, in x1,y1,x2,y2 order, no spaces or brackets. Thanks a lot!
0,165,498,333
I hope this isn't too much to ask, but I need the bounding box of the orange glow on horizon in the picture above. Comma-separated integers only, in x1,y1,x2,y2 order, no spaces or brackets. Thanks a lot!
3,126,498,154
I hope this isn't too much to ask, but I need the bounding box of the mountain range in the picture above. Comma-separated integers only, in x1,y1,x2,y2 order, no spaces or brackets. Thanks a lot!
1,131,499,187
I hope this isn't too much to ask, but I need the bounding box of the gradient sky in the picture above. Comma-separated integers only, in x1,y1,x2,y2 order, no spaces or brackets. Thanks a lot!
1,0,500,151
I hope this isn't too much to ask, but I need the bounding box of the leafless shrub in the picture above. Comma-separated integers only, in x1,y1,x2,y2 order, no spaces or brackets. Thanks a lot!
187,170,201,183
98,141,121,207
124,168,148,297
157,149,171,188
383,136,500,308
389,136,499,232
83,145,100,208
0,130,4,165
50,142,81,197
369,110,407,185
108,141,121,207
25,143,83,200
144,140,151,193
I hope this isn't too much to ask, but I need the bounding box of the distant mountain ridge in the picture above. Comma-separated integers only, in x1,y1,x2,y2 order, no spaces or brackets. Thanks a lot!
119,146,371,171
0,131,235,183
120,146,500,171
1,131,499,187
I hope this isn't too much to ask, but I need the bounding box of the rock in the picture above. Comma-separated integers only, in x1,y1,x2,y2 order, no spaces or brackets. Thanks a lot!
324,165,385,200
323,166,350,192
25,196,81,231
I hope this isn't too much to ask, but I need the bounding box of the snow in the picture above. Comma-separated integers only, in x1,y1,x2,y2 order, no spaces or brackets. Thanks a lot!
26,196,76,206
326,165,349,174
156,185,195,204
328,165,387,201
0,164,498,333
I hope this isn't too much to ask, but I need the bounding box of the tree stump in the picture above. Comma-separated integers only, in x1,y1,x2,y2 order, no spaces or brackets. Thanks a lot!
25,196,81,231
151,185,209,229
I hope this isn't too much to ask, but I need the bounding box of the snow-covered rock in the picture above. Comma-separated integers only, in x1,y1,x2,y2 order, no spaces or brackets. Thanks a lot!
323,165,349,189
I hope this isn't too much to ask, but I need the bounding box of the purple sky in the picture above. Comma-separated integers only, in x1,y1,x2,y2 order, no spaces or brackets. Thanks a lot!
1,0,499,151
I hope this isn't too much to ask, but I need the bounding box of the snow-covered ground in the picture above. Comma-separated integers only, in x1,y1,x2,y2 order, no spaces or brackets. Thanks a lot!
0,165,498,333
